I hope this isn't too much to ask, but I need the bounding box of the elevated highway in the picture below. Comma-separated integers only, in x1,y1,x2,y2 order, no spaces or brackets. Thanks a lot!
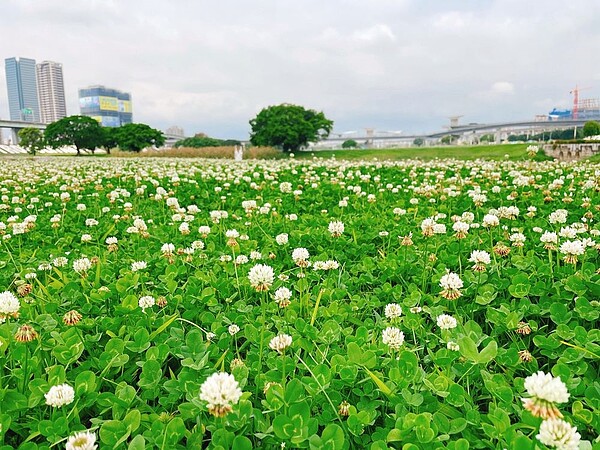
322,118,589,145
0,119,47,145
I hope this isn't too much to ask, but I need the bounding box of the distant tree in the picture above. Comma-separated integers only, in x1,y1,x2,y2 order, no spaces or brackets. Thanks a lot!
413,137,424,147
583,121,600,137
249,104,333,152
479,134,494,143
116,123,165,152
18,127,45,155
440,135,457,145
44,115,104,155
342,139,358,149
101,127,119,154
174,136,241,148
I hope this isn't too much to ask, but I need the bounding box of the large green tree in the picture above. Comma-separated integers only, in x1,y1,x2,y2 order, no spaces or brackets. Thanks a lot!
100,126,119,154
44,115,104,155
115,123,165,152
583,121,600,138
249,104,333,152
18,127,45,155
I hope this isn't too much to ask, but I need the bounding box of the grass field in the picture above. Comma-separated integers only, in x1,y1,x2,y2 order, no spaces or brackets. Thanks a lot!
295,143,531,161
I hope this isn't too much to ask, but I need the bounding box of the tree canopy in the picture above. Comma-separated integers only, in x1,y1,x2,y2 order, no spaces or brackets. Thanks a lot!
116,123,165,152
583,121,600,138
18,128,45,155
173,136,241,148
342,139,358,149
249,104,333,152
44,115,104,155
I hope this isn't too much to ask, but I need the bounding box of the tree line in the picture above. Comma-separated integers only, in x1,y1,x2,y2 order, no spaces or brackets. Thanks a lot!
18,104,335,156
18,116,165,156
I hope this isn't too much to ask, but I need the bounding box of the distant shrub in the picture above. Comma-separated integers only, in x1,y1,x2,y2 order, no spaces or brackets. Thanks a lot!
342,139,358,149
173,136,241,148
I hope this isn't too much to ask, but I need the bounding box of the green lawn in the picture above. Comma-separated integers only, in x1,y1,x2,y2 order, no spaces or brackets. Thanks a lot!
295,143,530,161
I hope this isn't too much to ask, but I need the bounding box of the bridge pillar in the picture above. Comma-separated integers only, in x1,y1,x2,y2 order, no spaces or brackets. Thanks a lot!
495,131,501,143
11,128,19,145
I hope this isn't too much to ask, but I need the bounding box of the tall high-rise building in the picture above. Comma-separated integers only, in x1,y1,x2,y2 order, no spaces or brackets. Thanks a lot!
36,61,67,123
79,85,132,127
5,57,41,122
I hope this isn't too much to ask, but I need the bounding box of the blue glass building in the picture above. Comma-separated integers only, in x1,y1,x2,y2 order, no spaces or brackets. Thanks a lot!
78,85,132,127
5,57,41,122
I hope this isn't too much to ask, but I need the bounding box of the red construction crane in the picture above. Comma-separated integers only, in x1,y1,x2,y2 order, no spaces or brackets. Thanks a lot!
570,85,591,119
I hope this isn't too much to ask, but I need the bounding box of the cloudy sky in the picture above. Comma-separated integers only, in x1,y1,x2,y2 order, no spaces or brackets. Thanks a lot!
1,0,599,139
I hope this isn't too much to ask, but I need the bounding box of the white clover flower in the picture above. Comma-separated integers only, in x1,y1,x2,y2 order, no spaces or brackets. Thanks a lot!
220,255,232,262
105,236,118,245
249,251,262,260
509,233,526,247
292,248,310,266
248,264,274,291
138,295,155,312
468,250,491,272
131,261,147,272
313,261,326,271
235,255,249,265
549,209,568,224
540,231,558,245
382,327,404,350
469,250,491,265
225,229,239,239
81,234,92,243
432,223,446,234
439,271,463,299
447,341,460,351
66,430,97,450
536,419,580,450
53,256,68,267
45,384,75,407
73,257,92,274
328,220,345,237
179,222,190,234
559,240,585,264
191,240,205,250
420,217,436,236
273,287,292,307
0,291,20,317
559,240,585,256
437,314,458,330
269,333,293,353
275,233,288,245
199,372,243,417
453,221,470,237
161,243,175,255
228,324,240,335
198,225,211,236
524,371,570,404
384,303,402,320
482,214,500,227
85,218,98,227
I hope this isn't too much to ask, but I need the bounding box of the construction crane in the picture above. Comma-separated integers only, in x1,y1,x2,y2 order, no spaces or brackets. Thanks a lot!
570,85,591,119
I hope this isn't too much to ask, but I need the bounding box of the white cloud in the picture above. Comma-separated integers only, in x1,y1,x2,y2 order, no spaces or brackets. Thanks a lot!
352,24,396,43
491,82,515,95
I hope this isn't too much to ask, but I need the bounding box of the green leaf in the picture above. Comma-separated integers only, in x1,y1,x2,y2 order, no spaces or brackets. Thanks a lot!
128,435,146,450
100,420,130,447
232,436,253,450
75,370,97,395
457,336,479,361
163,418,185,446
477,340,498,364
